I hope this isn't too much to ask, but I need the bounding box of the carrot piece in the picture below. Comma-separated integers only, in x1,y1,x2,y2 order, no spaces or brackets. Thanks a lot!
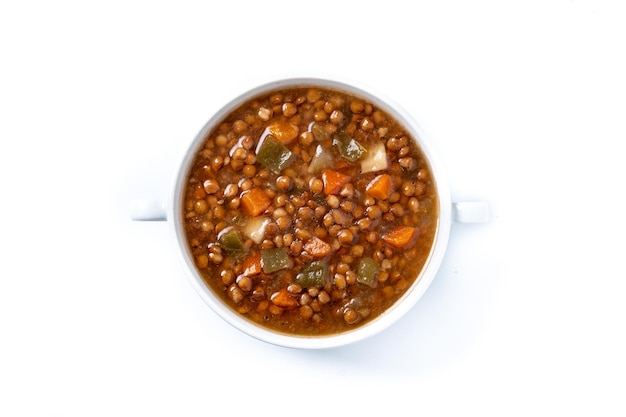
270,289,299,309
365,174,393,200
321,169,350,195
242,252,262,276
267,120,299,144
382,226,419,249
303,236,332,258
241,188,271,217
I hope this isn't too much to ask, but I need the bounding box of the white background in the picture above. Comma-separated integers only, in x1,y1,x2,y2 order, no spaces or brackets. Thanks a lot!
1,1,625,415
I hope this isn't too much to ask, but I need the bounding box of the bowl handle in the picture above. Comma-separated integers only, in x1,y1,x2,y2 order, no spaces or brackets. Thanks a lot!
452,201,489,223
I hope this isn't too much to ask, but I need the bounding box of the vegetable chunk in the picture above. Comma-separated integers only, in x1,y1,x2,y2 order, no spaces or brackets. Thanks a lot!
256,134,294,174
217,227,244,252
365,174,393,200
360,141,388,173
241,216,270,244
357,257,379,287
295,260,328,288
261,247,291,273
303,236,332,258
267,120,299,144
333,132,367,162
241,188,271,217
382,226,419,249
321,169,350,195
271,289,299,309
242,252,263,276
308,145,334,174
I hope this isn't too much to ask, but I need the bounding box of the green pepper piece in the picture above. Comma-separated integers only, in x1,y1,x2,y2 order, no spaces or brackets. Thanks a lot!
311,122,328,141
333,132,367,162
256,134,294,174
295,260,328,288
261,247,291,273
357,257,379,287
217,226,244,252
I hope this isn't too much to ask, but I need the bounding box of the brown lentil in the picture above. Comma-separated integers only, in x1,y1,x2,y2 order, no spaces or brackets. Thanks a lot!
408,197,420,213
282,102,298,117
237,275,253,292
242,164,257,178
337,229,354,245
343,308,360,325
276,175,292,191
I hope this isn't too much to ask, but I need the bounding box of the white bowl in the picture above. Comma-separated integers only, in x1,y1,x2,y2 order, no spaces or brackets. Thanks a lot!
131,77,488,349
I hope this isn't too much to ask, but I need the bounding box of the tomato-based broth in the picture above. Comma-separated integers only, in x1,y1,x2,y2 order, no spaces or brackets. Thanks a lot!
183,86,438,336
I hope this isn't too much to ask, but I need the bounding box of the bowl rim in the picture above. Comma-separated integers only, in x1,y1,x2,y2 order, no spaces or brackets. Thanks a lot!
168,76,452,349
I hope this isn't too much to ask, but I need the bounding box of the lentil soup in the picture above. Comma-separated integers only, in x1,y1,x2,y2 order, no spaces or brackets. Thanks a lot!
182,84,439,336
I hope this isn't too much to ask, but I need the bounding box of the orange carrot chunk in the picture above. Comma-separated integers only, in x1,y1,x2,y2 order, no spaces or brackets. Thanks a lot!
365,174,393,200
303,236,332,258
267,120,299,144
270,289,299,309
382,226,419,249
321,169,350,195
241,188,271,217
242,252,262,276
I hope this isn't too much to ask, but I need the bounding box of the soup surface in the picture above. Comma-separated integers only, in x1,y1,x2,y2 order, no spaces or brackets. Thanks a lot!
183,86,438,336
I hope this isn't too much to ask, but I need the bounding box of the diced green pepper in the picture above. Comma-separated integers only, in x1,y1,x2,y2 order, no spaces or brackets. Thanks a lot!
217,226,244,252
333,132,367,162
357,257,379,287
261,247,291,273
311,122,328,141
307,144,334,174
295,260,328,288
256,134,294,174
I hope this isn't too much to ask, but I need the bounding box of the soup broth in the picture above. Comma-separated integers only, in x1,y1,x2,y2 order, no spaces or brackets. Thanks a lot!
182,86,438,336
